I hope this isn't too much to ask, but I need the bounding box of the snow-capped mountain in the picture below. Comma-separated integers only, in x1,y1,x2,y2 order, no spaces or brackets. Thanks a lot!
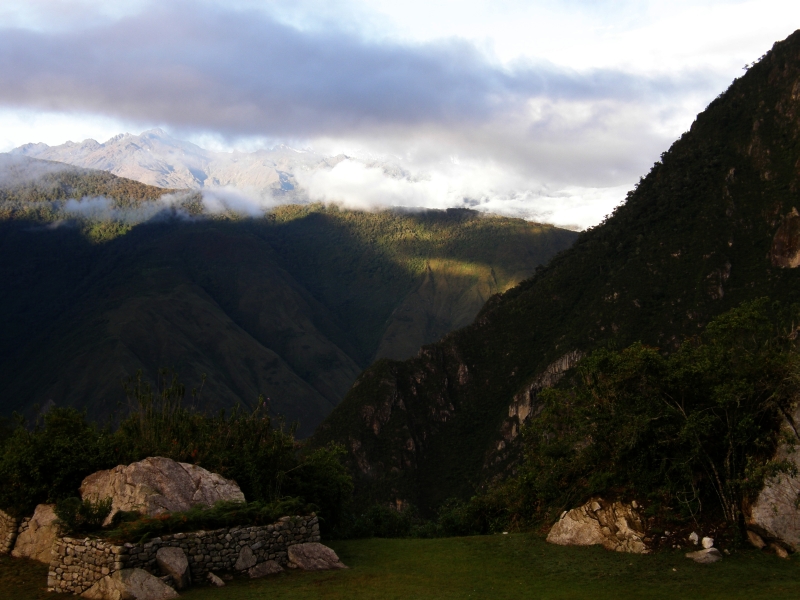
11,129,347,196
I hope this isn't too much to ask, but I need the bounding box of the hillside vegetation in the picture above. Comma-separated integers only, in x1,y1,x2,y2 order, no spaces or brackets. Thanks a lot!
310,30,800,512
0,158,576,435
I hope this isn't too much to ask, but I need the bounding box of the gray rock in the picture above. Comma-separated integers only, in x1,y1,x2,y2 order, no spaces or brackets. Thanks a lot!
80,456,245,525
235,545,256,571
546,498,649,554
206,572,225,587
746,403,800,551
685,548,723,564
247,560,284,578
81,568,179,600
156,546,191,590
11,504,58,563
288,543,347,570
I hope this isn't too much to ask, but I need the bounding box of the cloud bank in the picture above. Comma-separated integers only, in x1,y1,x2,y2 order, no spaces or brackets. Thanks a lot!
0,0,789,227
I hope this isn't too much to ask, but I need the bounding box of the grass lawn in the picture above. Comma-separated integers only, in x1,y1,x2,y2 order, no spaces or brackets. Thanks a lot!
4,534,799,599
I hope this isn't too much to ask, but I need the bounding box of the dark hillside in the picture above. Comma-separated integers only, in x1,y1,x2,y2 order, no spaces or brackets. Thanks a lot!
0,163,576,435
310,30,800,510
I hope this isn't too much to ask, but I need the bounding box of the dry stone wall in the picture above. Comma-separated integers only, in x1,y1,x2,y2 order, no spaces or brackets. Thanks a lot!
47,514,320,595
0,509,21,554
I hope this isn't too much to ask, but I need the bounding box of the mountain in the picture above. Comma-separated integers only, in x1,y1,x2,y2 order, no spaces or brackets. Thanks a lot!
0,156,577,436
310,30,800,510
11,129,379,198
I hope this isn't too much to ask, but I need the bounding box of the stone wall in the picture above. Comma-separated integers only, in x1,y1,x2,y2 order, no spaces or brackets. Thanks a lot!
47,515,319,595
0,509,21,554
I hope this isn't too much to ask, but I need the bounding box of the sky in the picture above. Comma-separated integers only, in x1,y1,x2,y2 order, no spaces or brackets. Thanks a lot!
0,0,798,228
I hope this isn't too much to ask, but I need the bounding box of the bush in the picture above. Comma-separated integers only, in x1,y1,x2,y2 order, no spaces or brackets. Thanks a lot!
0,408,117,515
55,497,113,535
0,371,353,530
519,299,800,526
103,499,311,542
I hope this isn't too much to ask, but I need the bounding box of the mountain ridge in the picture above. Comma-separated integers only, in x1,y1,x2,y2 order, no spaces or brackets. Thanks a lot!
309,29,800,510
0,158,578,435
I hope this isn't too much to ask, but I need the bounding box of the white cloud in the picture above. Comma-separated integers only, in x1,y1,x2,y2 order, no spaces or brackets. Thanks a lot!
0,0,797,228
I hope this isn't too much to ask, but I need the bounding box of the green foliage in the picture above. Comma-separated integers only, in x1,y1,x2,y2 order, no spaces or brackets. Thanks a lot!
55,497,113,536
115,370,302,506
332,489,520,539
0,371,353,530
0,408,117,515
283,445,354,531
519,299,799,525
102,499,311,542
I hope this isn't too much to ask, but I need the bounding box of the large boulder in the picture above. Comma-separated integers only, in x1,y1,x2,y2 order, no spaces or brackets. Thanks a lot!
11,504,58,563
546,498,649,554
746,403,800,552
80,456,245,525
81,568,179,600
287,542,348,570
155,546,190,590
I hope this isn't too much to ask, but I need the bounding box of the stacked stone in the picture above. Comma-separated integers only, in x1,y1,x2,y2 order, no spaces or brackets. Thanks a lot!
0,509,21,554
47,537,125,594
47,514,320,595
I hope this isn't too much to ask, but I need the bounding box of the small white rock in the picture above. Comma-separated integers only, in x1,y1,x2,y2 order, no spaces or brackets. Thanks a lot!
702,537,714,549
688,532,699,545
631,500,638,509
207,572,225,587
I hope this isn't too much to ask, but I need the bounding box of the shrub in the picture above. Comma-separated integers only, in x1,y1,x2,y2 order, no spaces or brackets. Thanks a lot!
519,299,800,526
103,499,311,542
55,497,113,535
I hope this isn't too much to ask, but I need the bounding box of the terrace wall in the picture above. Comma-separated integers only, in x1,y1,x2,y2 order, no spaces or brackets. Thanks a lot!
47,514,319,595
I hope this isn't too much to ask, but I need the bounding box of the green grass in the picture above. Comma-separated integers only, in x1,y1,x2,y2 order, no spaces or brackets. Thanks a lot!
6,535,798,599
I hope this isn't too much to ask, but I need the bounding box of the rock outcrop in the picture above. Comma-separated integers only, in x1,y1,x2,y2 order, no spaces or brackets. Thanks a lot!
80,568,179,600
155,547,190,591
80,457,245,524
546,498,649,554
746,403,800,552
287,543,348,570
11,504,59,563
771,208,800,267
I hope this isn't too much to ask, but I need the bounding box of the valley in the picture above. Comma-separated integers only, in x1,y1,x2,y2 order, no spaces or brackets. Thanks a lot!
0,158,576,435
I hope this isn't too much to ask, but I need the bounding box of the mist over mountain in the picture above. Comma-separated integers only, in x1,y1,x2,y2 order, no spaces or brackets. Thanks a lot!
9,130,599,228
11,129,337,197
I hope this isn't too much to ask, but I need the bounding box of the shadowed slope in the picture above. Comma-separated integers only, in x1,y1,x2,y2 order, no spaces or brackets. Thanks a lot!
310,29,800,507
0,174,576,435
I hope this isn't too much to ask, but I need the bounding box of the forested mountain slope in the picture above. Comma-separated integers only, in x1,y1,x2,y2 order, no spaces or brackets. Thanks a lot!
0,157,576,436
310,30,800,508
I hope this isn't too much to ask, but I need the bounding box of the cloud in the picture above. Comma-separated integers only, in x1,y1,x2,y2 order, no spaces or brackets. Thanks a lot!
0,2,715,162
1,0,785,228
297,158,625,229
